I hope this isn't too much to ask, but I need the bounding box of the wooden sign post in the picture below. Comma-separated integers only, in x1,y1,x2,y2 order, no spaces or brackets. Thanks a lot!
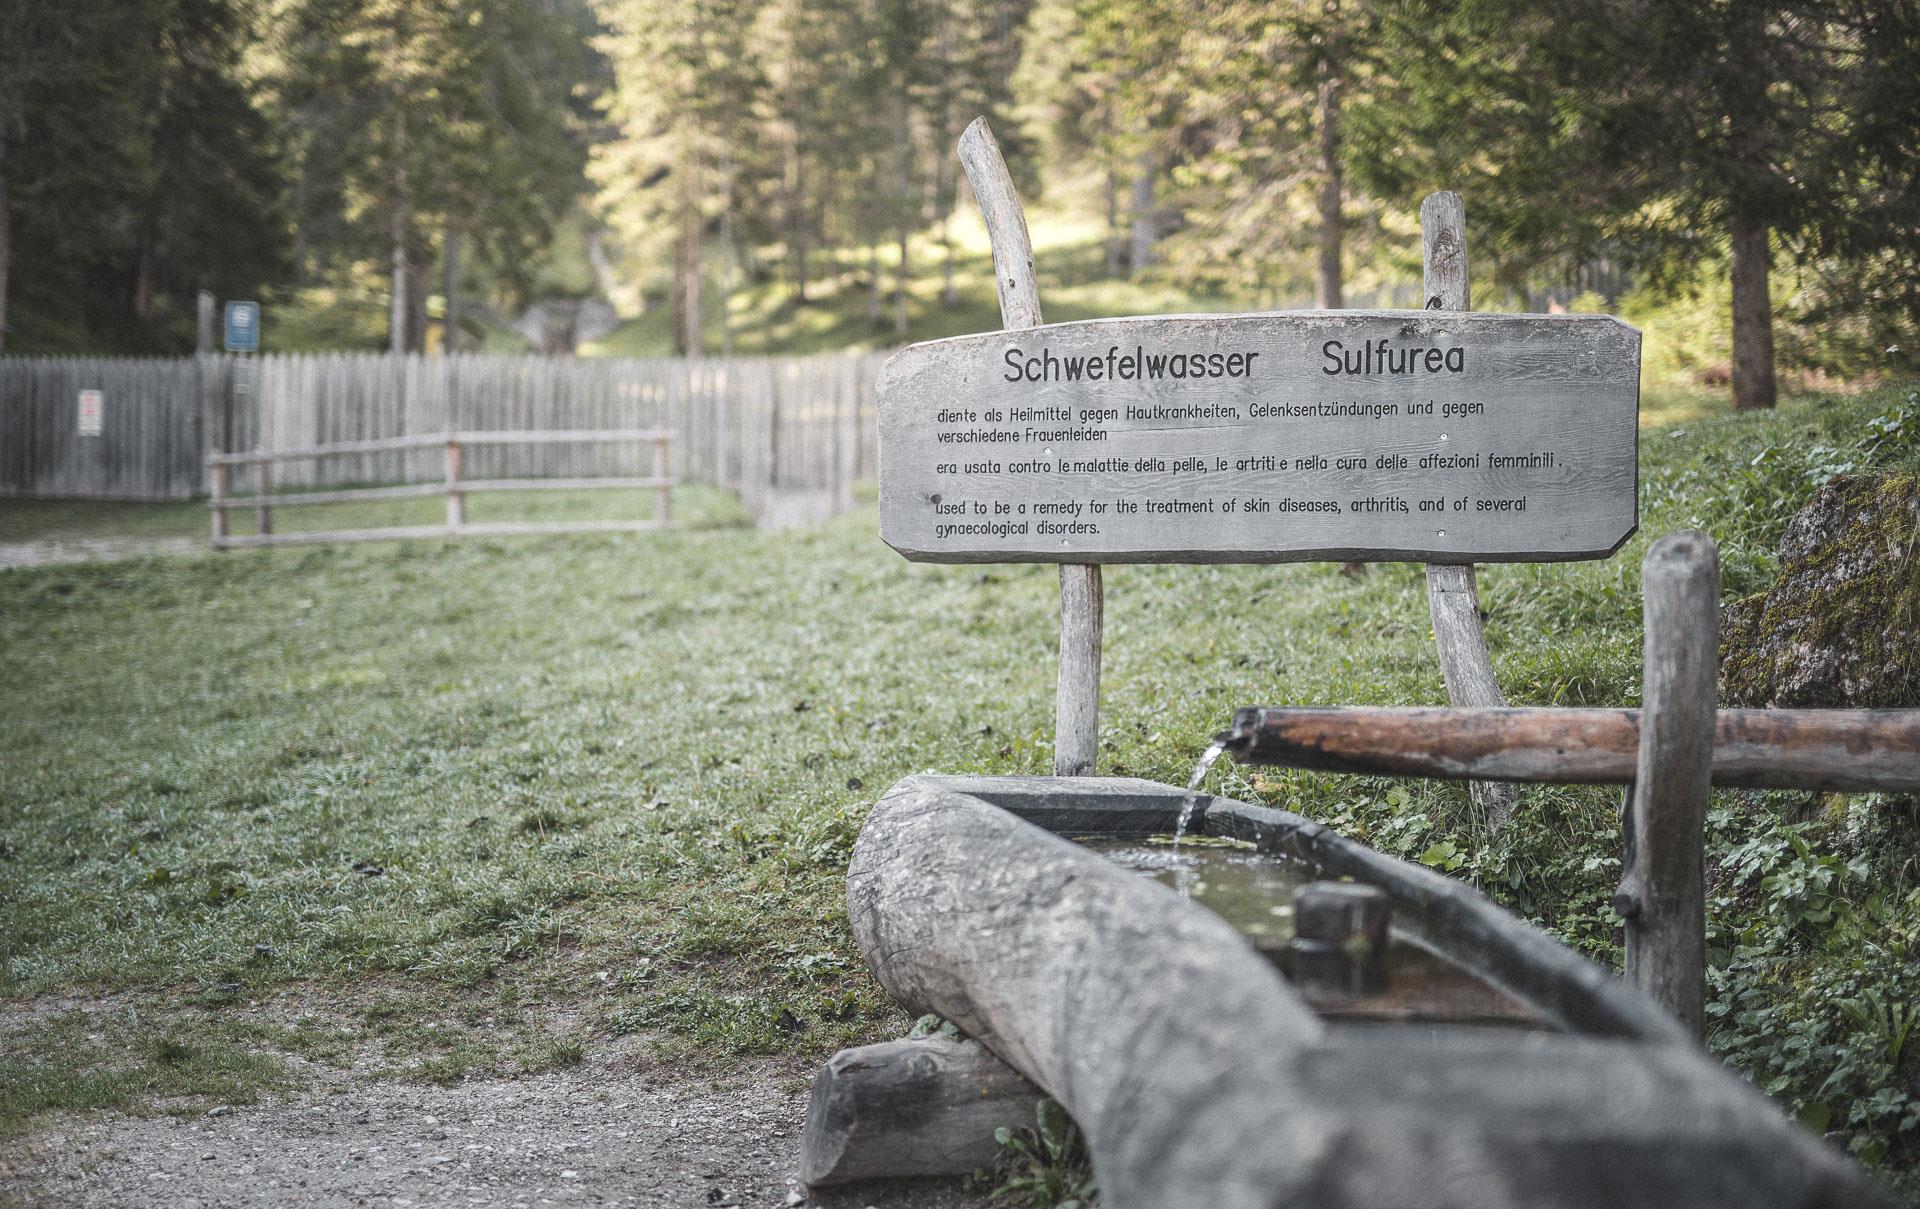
911,123,1641,790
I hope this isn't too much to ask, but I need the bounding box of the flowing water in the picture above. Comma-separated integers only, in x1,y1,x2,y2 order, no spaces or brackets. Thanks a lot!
1172,739,1228,852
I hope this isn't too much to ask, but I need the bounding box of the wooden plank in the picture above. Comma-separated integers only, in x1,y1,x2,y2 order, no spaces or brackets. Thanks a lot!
1223,705,1920,792
1620,531,1719,1037
876,306,1642,565
207,429,672,464
209,432,449,464
958,116,1104,779
800,1037,1044,1186
216,482,447,508
1419,191,1520,831
213,519,668,549
456,428,675,445
456,476,673,493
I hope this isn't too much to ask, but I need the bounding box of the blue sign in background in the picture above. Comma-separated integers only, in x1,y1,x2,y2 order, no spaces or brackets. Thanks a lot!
224,301,260,352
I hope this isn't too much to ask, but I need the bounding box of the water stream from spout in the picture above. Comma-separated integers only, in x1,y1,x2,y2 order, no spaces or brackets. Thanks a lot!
1173,740,1227,850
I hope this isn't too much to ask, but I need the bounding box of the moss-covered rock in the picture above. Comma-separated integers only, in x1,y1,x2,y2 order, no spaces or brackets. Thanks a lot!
1720,474,1920,707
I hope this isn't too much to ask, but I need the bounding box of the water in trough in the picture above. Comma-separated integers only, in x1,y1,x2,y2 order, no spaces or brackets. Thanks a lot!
1080,836,1548,1031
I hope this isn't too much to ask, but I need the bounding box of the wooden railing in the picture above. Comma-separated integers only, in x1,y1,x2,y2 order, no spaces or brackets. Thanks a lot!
1223,530,1920,1038
207,428,674,549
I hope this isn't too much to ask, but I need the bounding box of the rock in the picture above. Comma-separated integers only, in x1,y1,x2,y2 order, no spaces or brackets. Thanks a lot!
1721,474,1920,708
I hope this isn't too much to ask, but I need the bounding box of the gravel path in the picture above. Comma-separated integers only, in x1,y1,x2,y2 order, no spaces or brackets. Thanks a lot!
0,536,204,571
0,1058,987,1209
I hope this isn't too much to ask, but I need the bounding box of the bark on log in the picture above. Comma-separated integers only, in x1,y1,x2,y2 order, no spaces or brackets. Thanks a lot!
800,1037,1043,1186
1223,706,1920,793
849,777,1891,1209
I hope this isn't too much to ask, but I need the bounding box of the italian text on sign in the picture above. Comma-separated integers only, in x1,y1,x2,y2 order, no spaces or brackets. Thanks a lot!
877,311,1641,565
77,389,104,437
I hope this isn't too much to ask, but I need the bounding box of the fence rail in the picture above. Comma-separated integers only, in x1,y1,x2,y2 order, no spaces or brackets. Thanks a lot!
209,428,674,550
2,350,886,521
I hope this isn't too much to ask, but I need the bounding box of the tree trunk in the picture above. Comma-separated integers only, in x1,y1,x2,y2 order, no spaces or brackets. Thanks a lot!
1104,166,1124,277
131,235,156,323
1,143,13,355
404,240,429,355
1724,0,1776,412
719,198,736,359
678,158,704,360
1128,150,1155,275
1729,214,1775,411
389,111,409,356
866,241,882,326
895,225,910,337
940,161,960,307
786,143,808,308
441,225,461,354
895,97,913,337
1314,61,1345,310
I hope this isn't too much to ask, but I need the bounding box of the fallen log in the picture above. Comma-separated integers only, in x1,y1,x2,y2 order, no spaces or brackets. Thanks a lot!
799,1036,1042,1186
1224,706,1920,792
848,776,1892,1209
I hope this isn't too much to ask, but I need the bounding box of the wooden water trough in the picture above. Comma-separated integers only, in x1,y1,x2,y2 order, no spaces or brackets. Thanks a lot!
811,773,1895,1209
805,536,1913,1205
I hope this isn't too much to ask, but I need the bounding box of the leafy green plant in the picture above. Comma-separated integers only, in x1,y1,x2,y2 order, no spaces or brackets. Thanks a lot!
974,1099,1098,1209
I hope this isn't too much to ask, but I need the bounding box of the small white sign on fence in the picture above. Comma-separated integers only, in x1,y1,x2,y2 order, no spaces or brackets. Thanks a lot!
77,389,104,437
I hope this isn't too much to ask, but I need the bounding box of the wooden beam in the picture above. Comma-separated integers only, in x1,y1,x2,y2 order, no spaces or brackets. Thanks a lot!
1419,191,1518,833
1224,705,1920,792
800,1037,1043,1186
959,116,1102,778
1620,531,1718,1036
206,428,675,465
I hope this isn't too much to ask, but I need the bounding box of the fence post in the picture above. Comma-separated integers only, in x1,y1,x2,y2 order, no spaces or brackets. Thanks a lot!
655,436,672,528
446,434,465,530
210,460,229,548
960,117,1103,779
1616,530,1719,1037
255,454,273,537
1419,191,1520,833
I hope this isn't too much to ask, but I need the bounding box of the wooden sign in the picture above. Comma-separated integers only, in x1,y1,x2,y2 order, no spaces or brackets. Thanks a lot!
878,310,1639,564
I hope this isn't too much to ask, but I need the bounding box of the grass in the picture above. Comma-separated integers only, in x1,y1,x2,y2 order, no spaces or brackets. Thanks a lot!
2,383,1917,1190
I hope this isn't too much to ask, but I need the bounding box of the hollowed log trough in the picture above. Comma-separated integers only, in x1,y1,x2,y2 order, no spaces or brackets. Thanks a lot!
810,774,1891,1208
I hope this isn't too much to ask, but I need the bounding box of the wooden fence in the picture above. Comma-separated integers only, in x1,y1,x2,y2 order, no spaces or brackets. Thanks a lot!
2,351,886,520
0,356,207,500
209,428,675,550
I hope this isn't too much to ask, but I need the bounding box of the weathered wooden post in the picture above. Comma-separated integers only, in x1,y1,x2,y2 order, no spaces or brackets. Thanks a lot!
1419,191,1519,833
1616,530,1718,1036
445,433,465,530
654,435,672,528
958,118,1103,778
210,458,229,549
255,453,273,538
800,1035,1043,1185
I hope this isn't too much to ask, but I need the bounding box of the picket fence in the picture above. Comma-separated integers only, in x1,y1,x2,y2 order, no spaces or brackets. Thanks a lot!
1,351,888,521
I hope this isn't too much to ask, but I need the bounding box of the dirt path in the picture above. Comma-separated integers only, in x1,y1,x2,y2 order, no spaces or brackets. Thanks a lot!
0,536,203,571
1,1058,986,1209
